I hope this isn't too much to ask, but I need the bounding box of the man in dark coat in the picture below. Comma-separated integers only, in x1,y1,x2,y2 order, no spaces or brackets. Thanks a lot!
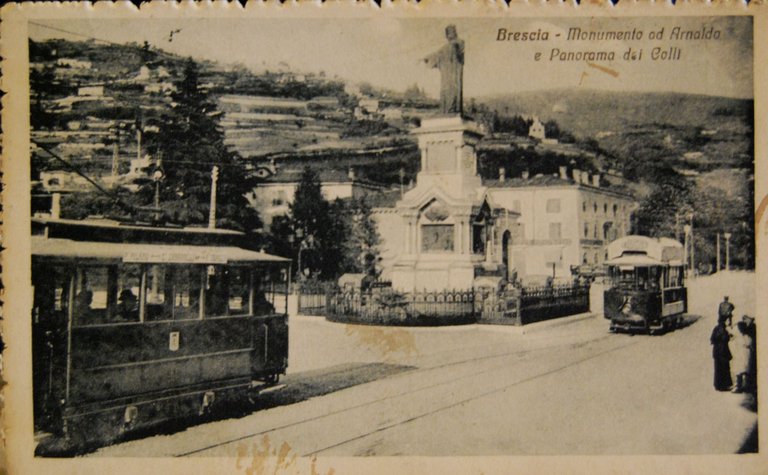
711,317,733,391
718,296,735,327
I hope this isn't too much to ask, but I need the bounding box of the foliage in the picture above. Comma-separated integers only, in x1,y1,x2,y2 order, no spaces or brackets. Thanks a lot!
59,187,143,221
142,59,261,232
339,197,381,277
633,165,694,238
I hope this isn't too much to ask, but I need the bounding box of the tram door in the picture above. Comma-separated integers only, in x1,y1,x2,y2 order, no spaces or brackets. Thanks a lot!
31,264,70,432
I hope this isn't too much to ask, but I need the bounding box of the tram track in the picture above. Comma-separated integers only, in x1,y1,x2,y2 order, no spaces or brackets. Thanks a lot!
176,328,637,457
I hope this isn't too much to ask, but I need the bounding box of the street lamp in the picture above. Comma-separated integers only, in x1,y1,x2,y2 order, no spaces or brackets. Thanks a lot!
724,232,732,271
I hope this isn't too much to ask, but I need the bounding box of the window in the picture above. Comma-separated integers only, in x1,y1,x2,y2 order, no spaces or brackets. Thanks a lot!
421,225,454,252
74,264,142,325
603,203,608,214
472,224,486,255
546,199,561,213
593,202,598,213
145,265,204,321
613,204,618,216
549,222,562,240
582,201,587,212
227,267,252,315
584,223,589,238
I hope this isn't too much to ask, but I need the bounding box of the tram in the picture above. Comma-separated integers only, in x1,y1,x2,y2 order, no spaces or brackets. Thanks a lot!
603,235,687,334
31,217,291,451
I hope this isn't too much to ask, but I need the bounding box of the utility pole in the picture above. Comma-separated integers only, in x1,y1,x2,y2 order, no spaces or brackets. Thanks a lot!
208,165,219,229
153,154,164,223
724,232,732,271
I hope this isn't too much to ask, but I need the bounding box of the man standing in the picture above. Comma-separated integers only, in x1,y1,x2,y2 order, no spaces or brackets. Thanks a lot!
718,295,735,327
423,25,464,115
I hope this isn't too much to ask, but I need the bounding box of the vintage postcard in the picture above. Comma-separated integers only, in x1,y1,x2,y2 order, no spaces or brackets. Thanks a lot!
1,1,766,474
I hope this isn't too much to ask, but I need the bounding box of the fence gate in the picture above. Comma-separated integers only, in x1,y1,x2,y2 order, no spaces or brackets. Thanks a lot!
297,280,335,316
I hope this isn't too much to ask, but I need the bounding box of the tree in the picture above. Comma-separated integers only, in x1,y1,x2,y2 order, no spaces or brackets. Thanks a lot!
143,59,261,232
340,197,381,277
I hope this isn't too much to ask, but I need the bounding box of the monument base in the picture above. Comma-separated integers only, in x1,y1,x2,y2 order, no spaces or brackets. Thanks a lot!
390,255,481,292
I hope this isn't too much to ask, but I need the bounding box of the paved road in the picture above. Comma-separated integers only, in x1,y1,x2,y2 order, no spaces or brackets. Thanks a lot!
93,272,756,457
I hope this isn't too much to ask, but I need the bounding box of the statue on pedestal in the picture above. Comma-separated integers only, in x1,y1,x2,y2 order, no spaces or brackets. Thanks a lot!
423,25,464,115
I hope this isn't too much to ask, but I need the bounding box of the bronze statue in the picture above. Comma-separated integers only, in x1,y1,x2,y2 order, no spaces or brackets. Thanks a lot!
423,25,464,115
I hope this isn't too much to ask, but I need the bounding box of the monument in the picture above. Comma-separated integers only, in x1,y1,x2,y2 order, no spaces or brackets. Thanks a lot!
386,26,515,291
423,24,464,115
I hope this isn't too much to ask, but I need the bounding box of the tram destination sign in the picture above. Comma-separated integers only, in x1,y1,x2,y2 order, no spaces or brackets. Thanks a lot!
123,250,227,265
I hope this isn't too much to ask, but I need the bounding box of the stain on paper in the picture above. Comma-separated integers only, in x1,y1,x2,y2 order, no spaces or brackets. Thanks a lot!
345,324,419,361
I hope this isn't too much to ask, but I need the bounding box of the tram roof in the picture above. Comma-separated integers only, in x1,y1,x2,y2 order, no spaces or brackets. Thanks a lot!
31,237,289,265
606,235,684,266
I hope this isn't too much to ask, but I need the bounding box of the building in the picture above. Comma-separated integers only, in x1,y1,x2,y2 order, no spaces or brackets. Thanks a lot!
248,167,388,228
484,167,636,283
528,117,546,140
371,116,636,291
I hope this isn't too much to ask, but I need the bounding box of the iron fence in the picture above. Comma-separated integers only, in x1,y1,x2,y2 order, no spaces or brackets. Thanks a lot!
327,287,476,326
519,283,590,324
304,281,590,326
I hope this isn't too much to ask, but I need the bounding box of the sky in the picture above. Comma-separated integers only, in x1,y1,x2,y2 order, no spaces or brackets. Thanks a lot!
29,16,753,99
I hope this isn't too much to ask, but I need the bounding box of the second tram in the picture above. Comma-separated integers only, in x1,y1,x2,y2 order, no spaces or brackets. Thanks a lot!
603,235,687,334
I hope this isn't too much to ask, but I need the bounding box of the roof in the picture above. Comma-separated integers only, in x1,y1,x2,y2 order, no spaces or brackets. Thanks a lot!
33,217,244,236
484,175,634,199
367,188,403,208
606,235,684,264
261,168,386,189
32,237,289,264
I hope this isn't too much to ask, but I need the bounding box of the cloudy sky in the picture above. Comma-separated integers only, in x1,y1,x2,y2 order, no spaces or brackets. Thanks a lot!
30,16,753,99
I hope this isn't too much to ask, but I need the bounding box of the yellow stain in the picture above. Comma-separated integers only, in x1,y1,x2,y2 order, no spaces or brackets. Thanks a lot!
345,324,419,361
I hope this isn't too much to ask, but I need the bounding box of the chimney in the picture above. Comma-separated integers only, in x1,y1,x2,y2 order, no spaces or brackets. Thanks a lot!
559,166,567,180
348,166,356,181
522,170,530,180
573,169,581,183
499,167,506,182
592,174,600,187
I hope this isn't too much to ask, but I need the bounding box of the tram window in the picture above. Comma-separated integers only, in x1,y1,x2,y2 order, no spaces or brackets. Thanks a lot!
32,265,71,324
73,265,142,325
227,267,251,316
74,267,111,325
146,265,203,321
116,264,142,322
206,266,229,317
174,266,203,320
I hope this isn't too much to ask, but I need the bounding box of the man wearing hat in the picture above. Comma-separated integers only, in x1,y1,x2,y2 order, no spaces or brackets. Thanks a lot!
718,296,735,327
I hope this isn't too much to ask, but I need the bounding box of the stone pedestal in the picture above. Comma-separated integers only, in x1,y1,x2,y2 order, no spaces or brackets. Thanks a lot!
389,115,487,292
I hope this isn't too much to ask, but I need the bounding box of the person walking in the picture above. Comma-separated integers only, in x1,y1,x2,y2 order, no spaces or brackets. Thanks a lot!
710,316,733,391
718,296,735,327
